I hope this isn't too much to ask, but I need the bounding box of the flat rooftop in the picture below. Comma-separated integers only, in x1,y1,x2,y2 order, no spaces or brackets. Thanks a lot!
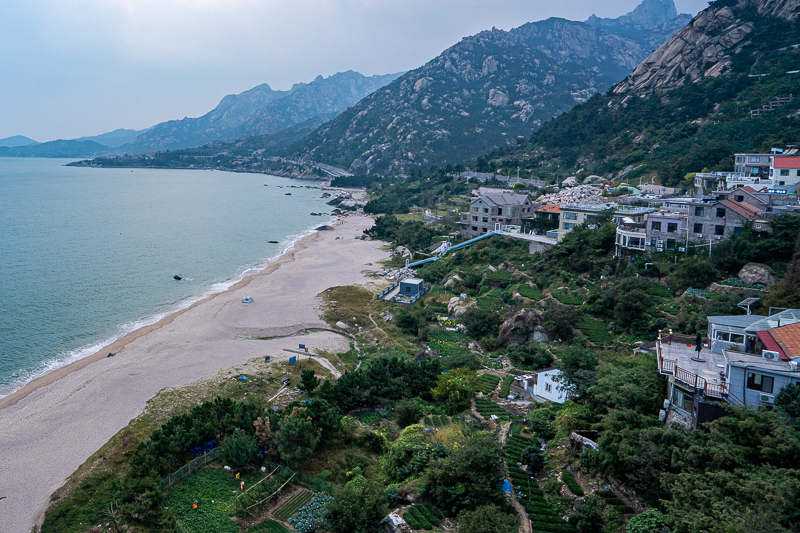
660,340,727,386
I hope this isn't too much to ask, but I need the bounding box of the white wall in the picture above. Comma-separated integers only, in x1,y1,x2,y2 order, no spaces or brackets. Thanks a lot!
533,369,567,403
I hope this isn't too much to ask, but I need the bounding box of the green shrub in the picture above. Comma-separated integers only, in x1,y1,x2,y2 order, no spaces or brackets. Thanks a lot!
551,289,583,305
499,376,514,398
561,471,584,496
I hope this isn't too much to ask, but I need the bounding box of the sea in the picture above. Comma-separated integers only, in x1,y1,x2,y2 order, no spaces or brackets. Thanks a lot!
0,158,336,398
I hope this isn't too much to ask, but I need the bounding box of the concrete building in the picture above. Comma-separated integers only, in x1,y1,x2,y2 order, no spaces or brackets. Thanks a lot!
458,193,533,238
734,152,773,181
518,369,567,403
687,199,763,241
770,155,800,191
399,278,424,297
557,204,653,241
655,309,800,429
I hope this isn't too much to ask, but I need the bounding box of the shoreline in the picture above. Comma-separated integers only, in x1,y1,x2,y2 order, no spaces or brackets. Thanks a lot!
0,213,386,532
0,227,323,412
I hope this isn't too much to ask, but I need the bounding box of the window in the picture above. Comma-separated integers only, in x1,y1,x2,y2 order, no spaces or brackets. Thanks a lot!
693,223,703,233
716,208,726,218
695,206,705,217
779,181,786,186
796,170,800,177
545,383,552,393
472,216,478,221
751,156,761,163
483,217,488,223
747,373,774,393
667,222,678,233
482,227,488,233
674,387,694,412
735,195,744,202
563,212,578,220
471,226,478,232
715,225,725,236
736,156,743,163
497,208,503,216
484,208,489,213
715,331,730,341
473,207,479,212
651,221,662,232
781,169,790,176
734,226,743,237
730,333,745,344
563,222,575,230
666,239,676,250
586,214,598,221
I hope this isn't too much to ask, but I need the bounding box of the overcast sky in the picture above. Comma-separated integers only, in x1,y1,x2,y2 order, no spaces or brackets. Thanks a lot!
0,0,708,142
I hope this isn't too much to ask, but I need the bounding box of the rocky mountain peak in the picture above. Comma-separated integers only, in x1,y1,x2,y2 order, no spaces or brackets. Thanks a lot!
587,0,679,29
614,0,800,94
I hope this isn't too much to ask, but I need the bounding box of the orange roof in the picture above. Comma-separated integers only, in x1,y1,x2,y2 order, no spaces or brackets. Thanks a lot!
720,199,761,220
772,156,800,169
770,322,800,359
537,204,560,213
742,186,767,194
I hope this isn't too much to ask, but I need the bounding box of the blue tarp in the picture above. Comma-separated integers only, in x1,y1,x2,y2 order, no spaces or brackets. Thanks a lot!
500,479,512,493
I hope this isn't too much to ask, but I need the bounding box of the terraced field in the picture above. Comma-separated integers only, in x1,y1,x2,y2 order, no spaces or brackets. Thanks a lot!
273,490,313,521
474,398,511,422
475,374,501,395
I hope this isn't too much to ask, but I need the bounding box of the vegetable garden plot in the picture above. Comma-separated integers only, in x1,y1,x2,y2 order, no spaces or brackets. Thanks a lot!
474,398,511,421
273,490,313,520
475,374,501,394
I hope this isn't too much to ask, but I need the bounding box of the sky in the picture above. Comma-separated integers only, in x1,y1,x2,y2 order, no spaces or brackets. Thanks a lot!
0,0,708,142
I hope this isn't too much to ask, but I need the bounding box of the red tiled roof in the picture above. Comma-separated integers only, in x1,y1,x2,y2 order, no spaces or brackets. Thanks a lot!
720,199,761,220
772,156,800,169
770,322,800,359
758,330,788,360
537,204,560,213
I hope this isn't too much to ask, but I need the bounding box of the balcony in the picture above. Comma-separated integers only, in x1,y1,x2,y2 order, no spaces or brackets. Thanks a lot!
656,335,729,399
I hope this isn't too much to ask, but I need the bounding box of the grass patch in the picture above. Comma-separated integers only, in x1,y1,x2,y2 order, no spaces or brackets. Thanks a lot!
517,284,543,300
551,290,583,305
485,269,513,281
577,317,613,345
646,283,673,298
477,296,504,311
319,285,376,327
163,468,247,533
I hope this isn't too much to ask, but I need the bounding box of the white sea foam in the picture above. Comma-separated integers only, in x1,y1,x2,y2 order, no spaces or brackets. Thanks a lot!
0,219,335,400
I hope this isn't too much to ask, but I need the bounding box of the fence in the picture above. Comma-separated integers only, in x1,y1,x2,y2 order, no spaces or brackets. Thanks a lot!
159,447,221,491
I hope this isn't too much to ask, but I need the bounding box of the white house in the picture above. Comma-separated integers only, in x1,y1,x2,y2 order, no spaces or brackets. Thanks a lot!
519,369,567,403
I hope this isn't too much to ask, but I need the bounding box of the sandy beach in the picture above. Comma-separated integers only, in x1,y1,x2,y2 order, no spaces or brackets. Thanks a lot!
0,214,387,532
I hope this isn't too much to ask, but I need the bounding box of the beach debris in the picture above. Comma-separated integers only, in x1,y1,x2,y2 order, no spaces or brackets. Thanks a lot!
238,376,250,382
316,225,334,231
173,275,182,281
242,296,253,303
335,321,350,330
285,193,292,195
107,352,116,358
268,240,279,243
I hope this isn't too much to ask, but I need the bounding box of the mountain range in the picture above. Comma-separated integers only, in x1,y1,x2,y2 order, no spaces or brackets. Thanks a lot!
119,71,402,153
286,0,690,175
481,0,800,187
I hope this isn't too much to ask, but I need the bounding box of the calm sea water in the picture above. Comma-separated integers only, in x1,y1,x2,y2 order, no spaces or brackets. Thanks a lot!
0,158,335,398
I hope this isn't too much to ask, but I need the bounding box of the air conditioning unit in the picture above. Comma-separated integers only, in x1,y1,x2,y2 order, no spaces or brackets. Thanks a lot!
763,350,781,362
716,236,722,240
790,360,799,372
663,399,670,410
696,233,703,238
679,247,686,252
760,393,776,404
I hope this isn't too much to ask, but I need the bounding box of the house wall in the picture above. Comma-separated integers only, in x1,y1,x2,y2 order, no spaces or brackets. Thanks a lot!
533,369,566,403
687,204,750,241
726,365,799,408
459,197,532,238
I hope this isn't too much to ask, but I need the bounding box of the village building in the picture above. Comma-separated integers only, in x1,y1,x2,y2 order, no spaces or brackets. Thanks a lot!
457,193,533,238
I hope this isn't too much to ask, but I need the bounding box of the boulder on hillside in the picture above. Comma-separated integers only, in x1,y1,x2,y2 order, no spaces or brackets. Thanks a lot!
738,263,778,286
499,308,547,346
448,296,473,318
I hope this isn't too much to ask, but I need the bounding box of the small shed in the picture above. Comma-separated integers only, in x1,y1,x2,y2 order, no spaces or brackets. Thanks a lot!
399,278,424,297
